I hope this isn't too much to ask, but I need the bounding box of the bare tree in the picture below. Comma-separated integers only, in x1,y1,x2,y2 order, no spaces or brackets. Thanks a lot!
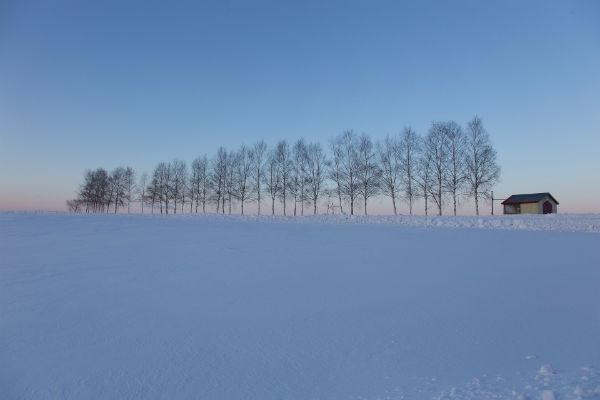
199,156,210,213
400,127,420,215
211,147,228,213
416,147,433,216
275,140,292,215
224,151,237,214
234,145,253,215
156,162,172,214
123,166,136,213
424,122,450,215
170,160,187,214
109,167,127,213
377,134,401,215
265,149,281,215
291,139,308,216
76,168,110,213
357,133,380,215
465,116,501,215
336,130,360,215
251,140,267,215
148,165,160,214
443,121,467,216
138,172,148,214
328,138,345,214
66,199,84,213
306,142,327,214
148,162,168,214
190,156,209,213
189,158,200,213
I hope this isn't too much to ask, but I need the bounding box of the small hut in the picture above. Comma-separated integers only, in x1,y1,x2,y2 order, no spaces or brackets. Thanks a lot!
501,193,559,215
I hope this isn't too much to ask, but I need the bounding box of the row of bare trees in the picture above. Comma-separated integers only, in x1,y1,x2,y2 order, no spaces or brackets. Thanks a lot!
69,116,499,216
68,166,136,214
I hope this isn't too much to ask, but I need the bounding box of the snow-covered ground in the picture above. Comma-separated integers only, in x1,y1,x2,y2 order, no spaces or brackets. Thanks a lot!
1,212,599,399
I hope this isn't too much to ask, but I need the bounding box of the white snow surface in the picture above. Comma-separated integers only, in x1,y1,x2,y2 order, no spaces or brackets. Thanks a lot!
1,212,600,399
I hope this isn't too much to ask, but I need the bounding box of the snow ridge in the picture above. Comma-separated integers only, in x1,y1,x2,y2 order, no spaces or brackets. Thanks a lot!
4,212,599,233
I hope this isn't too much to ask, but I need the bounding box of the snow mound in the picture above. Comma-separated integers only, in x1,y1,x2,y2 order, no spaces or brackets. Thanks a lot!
433,366,600,400
4,211,600,233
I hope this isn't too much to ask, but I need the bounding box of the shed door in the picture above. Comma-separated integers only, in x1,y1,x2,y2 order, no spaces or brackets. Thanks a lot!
543,201,553,214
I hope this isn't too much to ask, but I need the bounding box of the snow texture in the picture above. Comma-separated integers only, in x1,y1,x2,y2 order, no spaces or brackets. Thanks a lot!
1,212,599,399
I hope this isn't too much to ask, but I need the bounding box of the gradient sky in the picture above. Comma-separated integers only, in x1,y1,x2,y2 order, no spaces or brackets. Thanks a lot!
1,0,599,213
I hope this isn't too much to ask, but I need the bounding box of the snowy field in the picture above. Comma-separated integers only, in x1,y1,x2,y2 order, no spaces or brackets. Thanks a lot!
1,212,599,399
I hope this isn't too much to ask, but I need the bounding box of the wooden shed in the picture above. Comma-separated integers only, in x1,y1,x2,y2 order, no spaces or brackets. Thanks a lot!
501,193,559,214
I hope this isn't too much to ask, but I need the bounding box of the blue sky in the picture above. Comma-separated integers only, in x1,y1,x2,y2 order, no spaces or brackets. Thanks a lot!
1,0,599,213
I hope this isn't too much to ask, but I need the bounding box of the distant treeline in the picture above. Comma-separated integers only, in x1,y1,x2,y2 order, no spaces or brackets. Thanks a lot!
68,116,500,216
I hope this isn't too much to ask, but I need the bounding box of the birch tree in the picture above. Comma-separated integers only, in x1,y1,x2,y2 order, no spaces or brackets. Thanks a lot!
424,122,449,215
211,147,228,213
138,172,148,214
291,139,308,216
465,116,500,215
251,140,267,215
357,133,380,215
336,130,360,215
443,121,467,216
191,156,209,213
400,127,419,215
416,149,433,216
234,145,253,215
328,138,345,214
76,168,110,213
265,149,281,215
275,140,292,215
306,142,326,214
377,134,401,215
170,160,187,214
109,167,127,213
148,164,163,213
123,166,136,213
224,151,237,214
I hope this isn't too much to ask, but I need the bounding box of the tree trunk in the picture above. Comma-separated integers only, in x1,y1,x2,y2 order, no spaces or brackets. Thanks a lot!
437,179,443,216
257,179,261,215
454,194,457,216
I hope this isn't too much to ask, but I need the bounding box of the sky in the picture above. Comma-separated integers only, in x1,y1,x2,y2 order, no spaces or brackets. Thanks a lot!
0,0,599,214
